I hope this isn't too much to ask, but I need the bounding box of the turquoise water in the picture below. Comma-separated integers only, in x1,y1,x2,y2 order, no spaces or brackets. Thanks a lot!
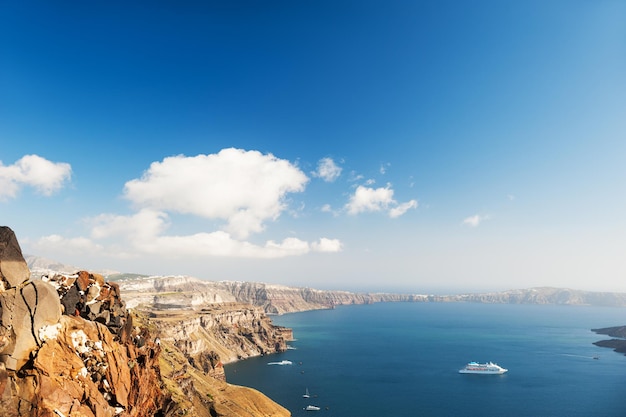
225,302,626,417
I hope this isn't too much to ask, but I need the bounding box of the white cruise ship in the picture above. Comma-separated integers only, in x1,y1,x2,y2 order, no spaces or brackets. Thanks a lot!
459,361,508,374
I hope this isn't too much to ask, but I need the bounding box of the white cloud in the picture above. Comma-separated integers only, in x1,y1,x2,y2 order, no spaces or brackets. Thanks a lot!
35,209,344,260
123,148,309,239
312,238,343,253
321,203,342,217
0,155,72,200
90,209,169,241
28,149,349,261
136,232,315,258
463,214,490,227
345,184,416,218
34,235,103,254
389,200,418,218
313,157,342,182
346,185,394,215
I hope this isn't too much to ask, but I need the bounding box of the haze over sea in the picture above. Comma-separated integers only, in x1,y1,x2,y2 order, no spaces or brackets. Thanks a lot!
226,302,626,417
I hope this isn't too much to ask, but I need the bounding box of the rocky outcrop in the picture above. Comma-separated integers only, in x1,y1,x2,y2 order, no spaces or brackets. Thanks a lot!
592,326,626,356
0,227,166,417
593,326,626,338
592,338,626,355
127,305,291,417
0,279,62,371
3,228,292,417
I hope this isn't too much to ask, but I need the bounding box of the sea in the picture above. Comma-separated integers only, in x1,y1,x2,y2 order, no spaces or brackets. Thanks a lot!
224,302,626,417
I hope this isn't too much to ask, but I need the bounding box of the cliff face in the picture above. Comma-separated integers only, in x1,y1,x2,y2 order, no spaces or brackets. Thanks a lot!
144,304,292,366
133,305,292,417
119,277,423,314
120,276,238,310
119,275,626,316
448,287,626,306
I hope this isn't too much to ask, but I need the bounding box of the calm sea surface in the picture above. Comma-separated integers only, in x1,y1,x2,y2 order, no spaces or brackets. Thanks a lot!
224,302,626,417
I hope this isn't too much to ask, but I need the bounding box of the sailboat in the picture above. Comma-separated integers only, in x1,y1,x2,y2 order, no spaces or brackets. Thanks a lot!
303,388,310,398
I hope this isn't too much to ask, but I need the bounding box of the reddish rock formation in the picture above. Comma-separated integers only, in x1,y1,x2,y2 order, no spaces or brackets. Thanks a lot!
1,227,291,417
0,227,166,417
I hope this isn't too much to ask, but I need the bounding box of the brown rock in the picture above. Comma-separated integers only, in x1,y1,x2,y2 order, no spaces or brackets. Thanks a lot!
0,227,30,289
0,281,62,371
76,271,91,292
0,362,8,399
92,273,105,287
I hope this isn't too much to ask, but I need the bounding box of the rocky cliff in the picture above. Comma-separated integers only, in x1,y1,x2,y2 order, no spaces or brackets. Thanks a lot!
449,287,626,306
0,226,165,417
130,305,292,417
1,227,291,417
117,274,626,315
119,276,425,314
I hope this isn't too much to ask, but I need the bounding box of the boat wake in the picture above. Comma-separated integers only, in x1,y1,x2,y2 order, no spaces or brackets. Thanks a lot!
560,353,599,360
267,360,293,366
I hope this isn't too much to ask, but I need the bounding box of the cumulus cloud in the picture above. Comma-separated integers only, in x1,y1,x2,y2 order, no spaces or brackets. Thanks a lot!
36,149,344,260
463,214,490,227
346,185,394,215
66,211,342,259
0,155,72,200
345,184,416,218
123,148,309,239
313,157,342,182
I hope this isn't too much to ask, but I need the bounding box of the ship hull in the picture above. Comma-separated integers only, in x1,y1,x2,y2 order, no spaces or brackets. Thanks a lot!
458,369,507,374
459,362,508,374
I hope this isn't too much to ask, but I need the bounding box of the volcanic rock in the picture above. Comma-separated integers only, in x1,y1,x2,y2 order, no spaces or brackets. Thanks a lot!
0,227,30,289
1,228,292,416
0,227,166,416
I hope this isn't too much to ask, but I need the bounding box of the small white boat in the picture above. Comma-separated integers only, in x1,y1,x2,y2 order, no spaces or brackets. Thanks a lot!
305,405,320,411
303,388,310,398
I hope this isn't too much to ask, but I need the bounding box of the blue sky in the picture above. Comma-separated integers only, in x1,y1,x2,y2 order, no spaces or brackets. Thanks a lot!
2,1,625,293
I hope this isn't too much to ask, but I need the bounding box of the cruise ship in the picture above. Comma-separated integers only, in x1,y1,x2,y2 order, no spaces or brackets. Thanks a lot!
459,361,508,374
